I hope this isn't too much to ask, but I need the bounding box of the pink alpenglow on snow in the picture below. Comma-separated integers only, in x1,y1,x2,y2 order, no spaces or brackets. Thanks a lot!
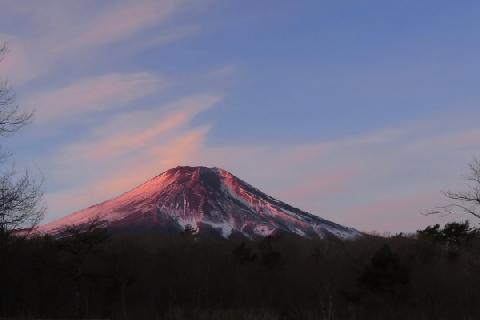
37,166,360,239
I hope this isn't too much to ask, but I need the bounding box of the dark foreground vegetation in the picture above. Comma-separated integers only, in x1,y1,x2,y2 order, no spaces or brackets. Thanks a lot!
1,222,480,320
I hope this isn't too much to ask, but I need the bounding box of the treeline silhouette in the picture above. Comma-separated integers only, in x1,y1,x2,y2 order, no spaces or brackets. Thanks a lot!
1,222,480,320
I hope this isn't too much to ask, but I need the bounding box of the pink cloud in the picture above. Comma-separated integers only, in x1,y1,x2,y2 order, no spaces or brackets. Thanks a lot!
53,0,184,53
410,129,480,152
274,171,359,201
60,94,220,161
85,112,192,160
344,193,448,233
30,72,162,123
0,1,199,85
0,36,34,84
148,126,210,169
127,25,200,52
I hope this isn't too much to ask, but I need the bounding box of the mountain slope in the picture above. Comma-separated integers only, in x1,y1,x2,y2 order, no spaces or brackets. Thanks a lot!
38,166,360,238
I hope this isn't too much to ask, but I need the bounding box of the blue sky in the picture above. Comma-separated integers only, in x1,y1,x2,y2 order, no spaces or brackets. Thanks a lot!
1,0,480,232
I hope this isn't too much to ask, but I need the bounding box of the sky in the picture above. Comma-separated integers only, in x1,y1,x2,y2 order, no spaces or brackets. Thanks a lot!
1,0,480,233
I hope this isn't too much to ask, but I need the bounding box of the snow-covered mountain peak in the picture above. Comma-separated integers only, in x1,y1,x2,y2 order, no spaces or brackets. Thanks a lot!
37,166,360,239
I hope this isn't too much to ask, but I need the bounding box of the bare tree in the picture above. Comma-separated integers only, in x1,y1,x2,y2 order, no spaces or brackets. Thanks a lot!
431,158,480,220
0,169,44,237
0,43,44,243
0,44,33,138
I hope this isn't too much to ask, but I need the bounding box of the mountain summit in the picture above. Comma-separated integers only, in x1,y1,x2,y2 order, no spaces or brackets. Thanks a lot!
38,166,360,238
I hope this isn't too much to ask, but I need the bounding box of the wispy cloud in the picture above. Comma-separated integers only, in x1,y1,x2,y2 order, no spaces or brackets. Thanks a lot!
60,94,220,161
52,0,185,54
0,35,34,84
0,0,199,84
139,25,200,50
30,73,163,123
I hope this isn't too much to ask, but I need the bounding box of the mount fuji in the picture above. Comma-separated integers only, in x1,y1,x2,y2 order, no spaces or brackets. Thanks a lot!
37,166,360,239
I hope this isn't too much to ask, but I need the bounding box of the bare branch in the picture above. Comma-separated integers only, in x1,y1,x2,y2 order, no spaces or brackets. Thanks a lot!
0,42,6,63
0,81,33,136
0,43,34,136
435,158,480,220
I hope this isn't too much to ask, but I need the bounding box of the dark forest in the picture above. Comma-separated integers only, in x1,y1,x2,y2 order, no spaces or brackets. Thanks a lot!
1,222,480,320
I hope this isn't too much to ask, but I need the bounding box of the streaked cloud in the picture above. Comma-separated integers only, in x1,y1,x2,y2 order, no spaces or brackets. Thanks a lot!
59,94,220,161
52,0,184,54
30,73,162,123
0,0,199,84
0,35,34,84
139,25,200,50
